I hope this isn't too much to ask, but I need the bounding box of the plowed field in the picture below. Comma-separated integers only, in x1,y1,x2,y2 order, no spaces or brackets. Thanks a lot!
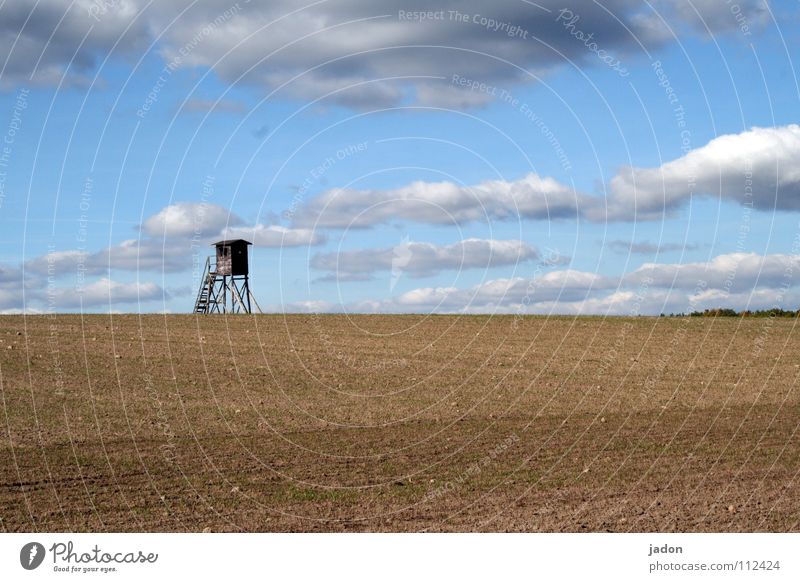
1,314,798,532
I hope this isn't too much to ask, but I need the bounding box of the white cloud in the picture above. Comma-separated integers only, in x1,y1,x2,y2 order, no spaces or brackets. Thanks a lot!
104,238,193,272
625,252,800,292
22,202,326,292
311,238,540,280
0,0,154,89
155,0,769,109
24,250,91,277
0,288,25,310
363,268,617,312
569,285,800,316
141,202,242,239
1,1,769,107
663,0,769,34
597,125,800,221
0,265,46,309
141,202,324,247
0,265,23,283
295,251,800,315
222,224,325,247
293,173,587,228
50,278,167,308
25,239,191,276
292,125,800,229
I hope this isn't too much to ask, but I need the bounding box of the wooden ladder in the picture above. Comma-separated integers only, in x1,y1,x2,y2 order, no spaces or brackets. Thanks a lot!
193,257,218,314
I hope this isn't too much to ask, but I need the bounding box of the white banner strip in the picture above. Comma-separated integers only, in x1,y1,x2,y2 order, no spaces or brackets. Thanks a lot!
1,533,797,581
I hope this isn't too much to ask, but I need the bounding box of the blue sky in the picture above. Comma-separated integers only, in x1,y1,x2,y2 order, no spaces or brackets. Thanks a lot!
1,0,799,314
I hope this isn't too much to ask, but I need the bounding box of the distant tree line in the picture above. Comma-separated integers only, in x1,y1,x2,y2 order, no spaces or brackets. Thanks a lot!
661,308,800,318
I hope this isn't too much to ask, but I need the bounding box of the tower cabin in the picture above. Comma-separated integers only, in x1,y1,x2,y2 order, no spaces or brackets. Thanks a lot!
194,239,260,314
214,238,251,276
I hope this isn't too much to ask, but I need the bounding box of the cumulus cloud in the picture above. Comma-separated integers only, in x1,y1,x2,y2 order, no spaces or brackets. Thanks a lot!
21,202,325,305
293,251,800,315
1,1,768,106
8,257,169,311
24,250,90,277
365,268,617,312
291,125,800,229
662,0,769,35
140,202,323,248
0,0,156,89
221,224,325,247
597,125,800,221
0,264,44,310
156,0,772,108
0,265,22,283
625,252,800,292
566,284,800,316
293,173,586,228
24,239,191,276
154,0,655,108
141,202,242,238
0,287,24,311
50,278,167,308
311,238,540,281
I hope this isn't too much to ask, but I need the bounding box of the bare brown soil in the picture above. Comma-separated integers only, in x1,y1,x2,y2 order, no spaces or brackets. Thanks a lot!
0,314,798,532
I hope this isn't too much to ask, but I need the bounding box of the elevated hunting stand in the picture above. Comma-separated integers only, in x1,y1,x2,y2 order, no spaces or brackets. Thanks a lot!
193,239,261,314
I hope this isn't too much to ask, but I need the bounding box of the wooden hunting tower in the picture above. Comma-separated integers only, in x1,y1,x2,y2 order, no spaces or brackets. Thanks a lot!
193,239,261,314
215,238,249,277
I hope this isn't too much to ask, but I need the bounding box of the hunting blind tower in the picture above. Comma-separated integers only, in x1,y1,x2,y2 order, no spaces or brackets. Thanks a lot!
193,239,261,314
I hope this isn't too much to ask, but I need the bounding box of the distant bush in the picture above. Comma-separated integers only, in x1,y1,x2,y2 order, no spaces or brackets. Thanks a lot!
668,308,800,318
689,308,739,317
